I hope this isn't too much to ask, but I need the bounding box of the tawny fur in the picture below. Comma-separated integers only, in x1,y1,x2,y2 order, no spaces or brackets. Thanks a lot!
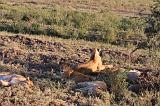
76,48,107,72
61,64,92,83
0,73,33,88
61,48,113,82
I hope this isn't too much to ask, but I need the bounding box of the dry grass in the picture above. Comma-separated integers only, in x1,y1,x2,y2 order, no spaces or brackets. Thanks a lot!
0,32,159,105
0,0,159,105
2,0,153,12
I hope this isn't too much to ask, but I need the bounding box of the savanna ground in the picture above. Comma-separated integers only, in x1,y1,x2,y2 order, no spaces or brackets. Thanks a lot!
0,0,160,106
0,32,159,106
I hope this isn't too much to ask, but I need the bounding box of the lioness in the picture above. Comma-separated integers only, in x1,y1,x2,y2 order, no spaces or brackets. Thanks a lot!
60,48,113,82
76,48,111,73
0,73,33,88
61,64,92,83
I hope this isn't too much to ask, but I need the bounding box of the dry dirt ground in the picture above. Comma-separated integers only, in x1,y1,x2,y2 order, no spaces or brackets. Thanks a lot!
0,32,159,106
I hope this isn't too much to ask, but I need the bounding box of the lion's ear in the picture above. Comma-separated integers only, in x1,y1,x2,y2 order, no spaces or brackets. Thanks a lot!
27,77,30,80
97,48,102,52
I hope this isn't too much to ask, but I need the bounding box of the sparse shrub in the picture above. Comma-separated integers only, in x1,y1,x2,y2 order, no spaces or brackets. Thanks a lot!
30,23,41,34
110,71,128,103
71,12,87,28
4,13,14,20
118,18,132,31
45,27,60,37
144,0,160,53
0,22,19,33
0,2,146,44
104,27,116,43
21,14,30,21
44,18,53,25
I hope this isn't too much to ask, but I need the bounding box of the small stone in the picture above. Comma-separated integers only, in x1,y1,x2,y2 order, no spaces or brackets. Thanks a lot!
72,81,107,96
127,69,141,82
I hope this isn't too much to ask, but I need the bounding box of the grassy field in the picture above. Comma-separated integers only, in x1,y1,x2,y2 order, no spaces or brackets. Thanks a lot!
0,32,159,106
0,0,159,106
0,0,153,46
2,0,153,12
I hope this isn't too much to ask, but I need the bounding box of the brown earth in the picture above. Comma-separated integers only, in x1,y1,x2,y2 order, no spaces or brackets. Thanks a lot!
0,33,159,105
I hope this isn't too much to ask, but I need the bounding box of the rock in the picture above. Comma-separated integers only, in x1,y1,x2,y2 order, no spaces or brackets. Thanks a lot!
128,84,142,93
127,69,141,82
0,73,33,88
72,81,107,95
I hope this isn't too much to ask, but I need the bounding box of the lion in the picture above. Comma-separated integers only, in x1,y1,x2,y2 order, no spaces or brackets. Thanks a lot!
60,48,113,82
0,73,33,88
76,48,112,73
61,64,92,83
